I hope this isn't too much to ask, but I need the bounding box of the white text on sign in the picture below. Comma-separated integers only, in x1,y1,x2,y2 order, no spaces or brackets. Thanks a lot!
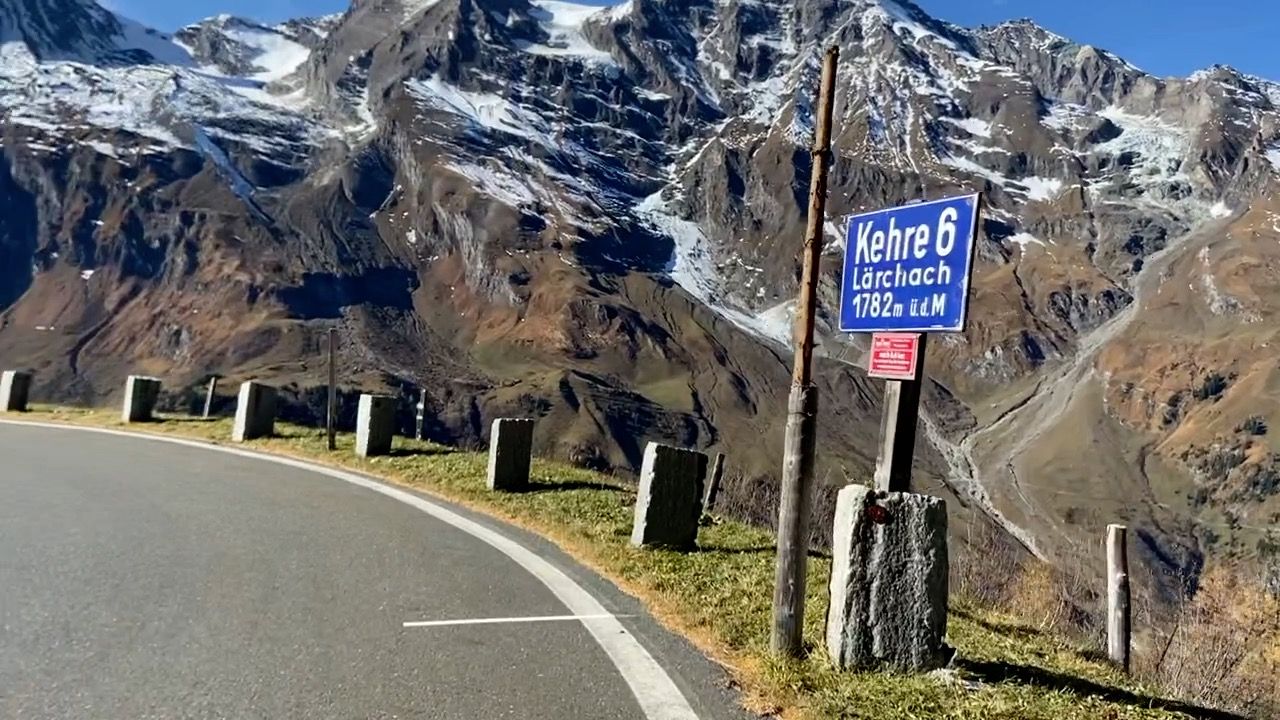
845,210,961,321
838,194,979,333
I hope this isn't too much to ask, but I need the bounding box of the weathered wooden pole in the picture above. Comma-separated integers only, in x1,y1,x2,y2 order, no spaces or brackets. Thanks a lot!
1107,524,1131,673
416,388,428,440
873,333,928,493
703,452,726,514
771,45,839,658
327,328,337,451
202,377,218,419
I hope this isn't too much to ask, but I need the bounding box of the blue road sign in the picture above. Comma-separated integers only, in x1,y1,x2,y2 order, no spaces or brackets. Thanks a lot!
838,194,980,333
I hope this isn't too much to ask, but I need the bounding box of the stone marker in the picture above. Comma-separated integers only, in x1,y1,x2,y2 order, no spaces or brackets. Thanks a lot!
356,394,396,457
630,442,708,550
232,381,277,442
1,371,32,412
121,376,162,423
826,484,950,672
486,418,535,491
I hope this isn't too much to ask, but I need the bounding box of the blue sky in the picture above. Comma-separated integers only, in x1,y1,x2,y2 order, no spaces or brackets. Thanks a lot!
101,0,1278,81
915,0,1277,80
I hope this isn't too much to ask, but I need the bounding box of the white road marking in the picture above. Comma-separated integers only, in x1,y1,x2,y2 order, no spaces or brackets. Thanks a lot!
0,420,702,720
403,613,624,628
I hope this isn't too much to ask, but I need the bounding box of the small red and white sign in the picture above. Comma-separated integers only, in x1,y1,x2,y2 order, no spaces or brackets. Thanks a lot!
868,333,921,381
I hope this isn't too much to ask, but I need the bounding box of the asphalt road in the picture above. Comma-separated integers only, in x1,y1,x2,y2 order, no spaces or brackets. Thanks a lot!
0,422,750,720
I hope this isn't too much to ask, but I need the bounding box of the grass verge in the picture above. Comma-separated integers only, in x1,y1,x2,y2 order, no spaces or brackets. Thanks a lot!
8,407,1232,720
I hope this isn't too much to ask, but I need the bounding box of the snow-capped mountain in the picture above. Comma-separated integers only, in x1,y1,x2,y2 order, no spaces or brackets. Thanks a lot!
3,0,1279,579
173,14,328,81
0,0,182,64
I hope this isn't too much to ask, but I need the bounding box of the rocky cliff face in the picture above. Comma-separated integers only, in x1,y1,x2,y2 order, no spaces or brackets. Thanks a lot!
2,0,1278,581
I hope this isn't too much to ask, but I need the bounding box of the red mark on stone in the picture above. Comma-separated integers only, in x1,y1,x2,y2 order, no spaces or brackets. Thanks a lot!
866,504,890,525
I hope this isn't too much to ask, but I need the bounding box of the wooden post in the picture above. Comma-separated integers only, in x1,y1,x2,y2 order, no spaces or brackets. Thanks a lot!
873,333,928,493
771,45,839,658
416,388,428,440
1107,524,1131,673
202,377,218,419
703,452,726,514
327,328,337,451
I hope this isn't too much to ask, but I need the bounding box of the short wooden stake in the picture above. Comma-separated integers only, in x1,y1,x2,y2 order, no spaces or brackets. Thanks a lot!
327,328,337,451
1107,524,1131,673
703,453,725,513
202,377,218,419
415,388,428,440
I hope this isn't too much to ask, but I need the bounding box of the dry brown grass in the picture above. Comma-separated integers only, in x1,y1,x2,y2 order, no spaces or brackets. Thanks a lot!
1140,567,1280,718
953,514,1280,719
1004,560,1099,642
951,514,1026,607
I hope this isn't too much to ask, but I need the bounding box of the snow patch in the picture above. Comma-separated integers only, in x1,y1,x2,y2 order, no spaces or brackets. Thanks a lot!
940,154,1010,187
522,1,616,65
193,127,263,219
603,0,633,21
444,162,537,208
0,43,329,159
638,191,718,300
1008,232,1047,257
1019,176,1063,202
1209,201,1232,219
83,140,119,157
636,190,795,347
1042,103,1089,131
1267,146,1280,172
223,26,310,82
635,87,670,101
405,77,554,145
742,301,795,347
111,13,193,67
941,116,991,138
80,269,95,280
875,0,958,51
401,0,445,23
1091,106,1190,201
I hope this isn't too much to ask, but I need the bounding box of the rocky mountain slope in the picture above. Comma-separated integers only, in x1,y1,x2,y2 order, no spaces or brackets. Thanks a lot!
2,0,1278,586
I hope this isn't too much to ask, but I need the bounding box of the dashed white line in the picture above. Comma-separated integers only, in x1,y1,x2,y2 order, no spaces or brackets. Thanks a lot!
403,613,625,628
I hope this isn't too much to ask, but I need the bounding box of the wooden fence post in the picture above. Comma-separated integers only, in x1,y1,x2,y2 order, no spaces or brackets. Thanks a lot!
703,452,725,514
202,377,218,419
1107,524,1131,673
327,328,337,451
416,388,428,440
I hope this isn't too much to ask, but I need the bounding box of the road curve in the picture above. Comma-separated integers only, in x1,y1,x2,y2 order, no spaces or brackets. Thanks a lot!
0,422,749,720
